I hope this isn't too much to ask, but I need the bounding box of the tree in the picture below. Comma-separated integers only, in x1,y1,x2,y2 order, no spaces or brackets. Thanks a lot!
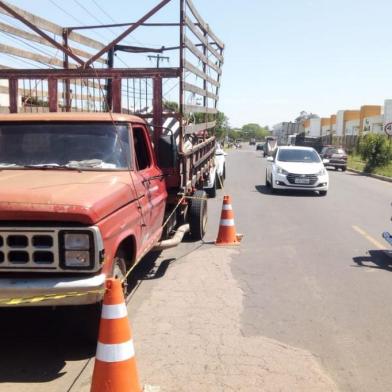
295,111,319,123
240,123,269,140
358,134,392,172
215,111,229,139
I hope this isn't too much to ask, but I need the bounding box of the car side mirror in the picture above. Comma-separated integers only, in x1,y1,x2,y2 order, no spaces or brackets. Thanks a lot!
322,159,330,165
267,156,274,162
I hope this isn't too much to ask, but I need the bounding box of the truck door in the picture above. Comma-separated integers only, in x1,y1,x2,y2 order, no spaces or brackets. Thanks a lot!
132,125,166,245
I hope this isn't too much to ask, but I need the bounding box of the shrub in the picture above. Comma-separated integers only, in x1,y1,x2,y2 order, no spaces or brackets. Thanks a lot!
358,133,392,172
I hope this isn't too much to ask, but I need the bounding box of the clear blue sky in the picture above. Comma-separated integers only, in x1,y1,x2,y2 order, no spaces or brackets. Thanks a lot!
5,0,392,128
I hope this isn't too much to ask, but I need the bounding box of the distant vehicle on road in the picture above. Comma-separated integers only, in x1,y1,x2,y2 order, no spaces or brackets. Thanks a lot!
263,137,278,157
256,143,264,151
265,146,329,196
320,146,347,171
249,138,256,145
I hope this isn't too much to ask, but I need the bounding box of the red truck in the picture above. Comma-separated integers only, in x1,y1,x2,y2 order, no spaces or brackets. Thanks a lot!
0,0,224,330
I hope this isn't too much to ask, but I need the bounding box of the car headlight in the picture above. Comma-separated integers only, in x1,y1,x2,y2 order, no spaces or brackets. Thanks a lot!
276,166,288,175
317,168,327,176
60,231,94,269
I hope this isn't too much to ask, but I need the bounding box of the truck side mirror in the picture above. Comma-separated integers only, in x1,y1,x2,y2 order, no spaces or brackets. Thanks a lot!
157,134,178,168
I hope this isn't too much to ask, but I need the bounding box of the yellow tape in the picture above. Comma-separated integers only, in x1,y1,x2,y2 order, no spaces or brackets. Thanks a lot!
0,289,105,306
179,194,208,201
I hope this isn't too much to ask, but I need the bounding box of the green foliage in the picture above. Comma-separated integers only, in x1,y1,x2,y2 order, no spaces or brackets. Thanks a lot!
358,133,392,172
215,111,229,139
22,96,48,107
240,123,269,140
189,111,230,140
163,100,179,112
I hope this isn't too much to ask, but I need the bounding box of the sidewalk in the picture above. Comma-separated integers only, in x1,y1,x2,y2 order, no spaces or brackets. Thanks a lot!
127,243,338,392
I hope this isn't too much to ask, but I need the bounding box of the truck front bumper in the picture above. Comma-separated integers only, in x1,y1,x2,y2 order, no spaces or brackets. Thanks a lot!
0,273,106,307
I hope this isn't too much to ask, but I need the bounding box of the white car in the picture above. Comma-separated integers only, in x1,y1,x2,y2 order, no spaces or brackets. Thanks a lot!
204,143,226,197
266,146,329,196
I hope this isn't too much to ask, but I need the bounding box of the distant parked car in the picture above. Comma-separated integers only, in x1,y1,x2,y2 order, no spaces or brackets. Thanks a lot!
320,146,347,171
256,143,264,151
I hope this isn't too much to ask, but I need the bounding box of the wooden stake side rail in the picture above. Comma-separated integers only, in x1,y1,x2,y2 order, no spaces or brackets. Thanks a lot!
0,0,104,50
0,22,107,65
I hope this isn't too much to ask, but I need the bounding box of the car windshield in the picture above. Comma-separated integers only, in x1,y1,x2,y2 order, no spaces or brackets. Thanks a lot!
278,149,320,163
0,122,131,170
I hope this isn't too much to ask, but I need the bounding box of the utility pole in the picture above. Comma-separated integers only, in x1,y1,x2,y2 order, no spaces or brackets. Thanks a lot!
148,54,169,68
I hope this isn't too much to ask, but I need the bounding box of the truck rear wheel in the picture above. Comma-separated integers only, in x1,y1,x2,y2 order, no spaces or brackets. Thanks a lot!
189,190,208,240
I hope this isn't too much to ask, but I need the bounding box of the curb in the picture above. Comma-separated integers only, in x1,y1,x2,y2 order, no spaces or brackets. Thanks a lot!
347,168,392,183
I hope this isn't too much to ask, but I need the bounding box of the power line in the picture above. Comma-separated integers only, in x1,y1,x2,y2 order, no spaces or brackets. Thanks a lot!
0,31,58,68
49,0,84,25
0,52,45,69
90,0,153,47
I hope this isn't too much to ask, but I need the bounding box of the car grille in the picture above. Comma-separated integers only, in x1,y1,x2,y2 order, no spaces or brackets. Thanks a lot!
286,173,318,185
0,230,58,270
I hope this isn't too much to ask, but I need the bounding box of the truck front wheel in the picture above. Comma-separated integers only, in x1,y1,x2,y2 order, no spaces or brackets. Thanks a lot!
80,257,128,343
111,257,128,296
189,190,208,240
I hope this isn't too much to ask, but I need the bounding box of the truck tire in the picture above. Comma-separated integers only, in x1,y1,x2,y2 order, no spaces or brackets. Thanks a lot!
111,256,128,296
206,179,217,198
80,257,128,343
189,190,208,240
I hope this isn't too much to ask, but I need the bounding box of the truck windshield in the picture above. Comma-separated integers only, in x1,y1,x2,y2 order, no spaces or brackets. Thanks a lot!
278,149,320,163
0,122,131,170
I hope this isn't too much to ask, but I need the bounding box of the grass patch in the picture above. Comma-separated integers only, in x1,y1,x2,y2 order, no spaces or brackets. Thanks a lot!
348,154,392,177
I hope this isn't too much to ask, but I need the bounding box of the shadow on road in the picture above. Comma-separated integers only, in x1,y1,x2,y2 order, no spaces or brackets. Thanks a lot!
0,251,167,385
353,250,392,271
0,306,95,383
255,185,323,197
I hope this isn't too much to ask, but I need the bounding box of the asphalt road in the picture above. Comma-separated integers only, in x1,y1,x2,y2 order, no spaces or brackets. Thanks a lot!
0,144,391,391
227,145,392,392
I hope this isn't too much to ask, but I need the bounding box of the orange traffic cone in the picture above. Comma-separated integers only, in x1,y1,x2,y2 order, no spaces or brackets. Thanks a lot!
215,195,242,246
91,278,141,392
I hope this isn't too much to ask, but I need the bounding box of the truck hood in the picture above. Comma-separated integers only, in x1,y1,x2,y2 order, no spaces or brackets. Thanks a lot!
0,170,137,224
276,161,324,175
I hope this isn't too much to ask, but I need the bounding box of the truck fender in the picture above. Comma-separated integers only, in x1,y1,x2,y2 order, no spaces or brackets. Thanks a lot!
102,229,137,275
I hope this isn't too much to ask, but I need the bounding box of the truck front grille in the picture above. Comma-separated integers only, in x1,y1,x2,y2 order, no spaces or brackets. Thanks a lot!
0,231,57,270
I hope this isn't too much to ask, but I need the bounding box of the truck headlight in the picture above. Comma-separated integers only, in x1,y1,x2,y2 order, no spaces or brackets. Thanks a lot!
60,231,94,269
64,233,90,250
65,251,91,267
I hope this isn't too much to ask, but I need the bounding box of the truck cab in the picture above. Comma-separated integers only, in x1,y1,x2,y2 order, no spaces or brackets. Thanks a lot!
0,112,167,306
